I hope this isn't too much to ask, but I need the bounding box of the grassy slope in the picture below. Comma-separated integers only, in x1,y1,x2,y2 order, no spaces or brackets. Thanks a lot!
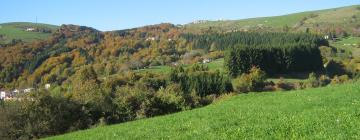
331,37,360,56
0,22,58,44
185,5,360,32
47,82,360,140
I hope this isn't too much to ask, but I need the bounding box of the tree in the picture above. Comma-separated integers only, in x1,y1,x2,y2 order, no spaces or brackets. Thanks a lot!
233,67,266,92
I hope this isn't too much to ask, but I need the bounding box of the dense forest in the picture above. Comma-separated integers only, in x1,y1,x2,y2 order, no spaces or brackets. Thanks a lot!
214,32,328,76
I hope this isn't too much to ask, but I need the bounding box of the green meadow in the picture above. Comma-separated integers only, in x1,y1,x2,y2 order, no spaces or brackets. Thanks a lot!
46,81,360,140
0,22,58,44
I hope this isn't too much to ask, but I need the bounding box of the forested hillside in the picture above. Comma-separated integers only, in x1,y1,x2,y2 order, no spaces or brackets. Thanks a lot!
0,5,359,140
0,24,330,89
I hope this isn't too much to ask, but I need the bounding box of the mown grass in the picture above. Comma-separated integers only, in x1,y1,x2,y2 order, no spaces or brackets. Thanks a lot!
0,22,58,44
46,81,360,140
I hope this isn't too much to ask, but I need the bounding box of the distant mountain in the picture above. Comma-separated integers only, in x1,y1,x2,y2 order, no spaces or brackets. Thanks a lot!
184,5,360,35
0,22,59,44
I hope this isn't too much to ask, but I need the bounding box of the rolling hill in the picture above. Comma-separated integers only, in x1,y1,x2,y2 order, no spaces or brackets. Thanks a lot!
185,5,360,33
1,5,359,139
0,22,59,44
46,81,360,139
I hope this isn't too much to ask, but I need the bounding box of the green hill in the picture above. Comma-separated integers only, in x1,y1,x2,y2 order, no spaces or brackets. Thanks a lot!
185,5,360,33
0,22,59,44
46,81,360,140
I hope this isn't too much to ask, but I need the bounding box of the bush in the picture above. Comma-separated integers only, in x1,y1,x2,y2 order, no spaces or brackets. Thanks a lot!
304,72,320,88
330,75,350,85
155,84,187,111
0,91,89,139
233,67,266,93
274,77,294,91
304,73,331,88
294,82,305,90
319,75,331,86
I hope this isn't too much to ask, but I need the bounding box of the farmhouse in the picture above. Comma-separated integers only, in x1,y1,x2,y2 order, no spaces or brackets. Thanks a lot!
146,37,156,41
45,84,51,89
26,28,35,32
0,91,6,100
24,88,34,93
171,62,179,66
0,88,35,101
1,90,16,100
324,35,329,40
202,58,212,64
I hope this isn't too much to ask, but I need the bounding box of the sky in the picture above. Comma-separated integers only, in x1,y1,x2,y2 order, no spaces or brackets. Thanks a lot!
1,0,359,31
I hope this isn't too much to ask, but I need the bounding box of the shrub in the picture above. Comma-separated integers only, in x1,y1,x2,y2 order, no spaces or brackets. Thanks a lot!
304,72,320,88
304,73,331,88
319,75,331,86
0,91,89,139
294,82,305,90
207,51,224,59
233,67,266,93
330,75,350,85
274,77,294,91
155,84,187,111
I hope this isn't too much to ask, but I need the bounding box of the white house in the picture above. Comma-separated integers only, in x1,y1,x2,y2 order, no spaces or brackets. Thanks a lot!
146,37,156,41
24,88,34,93
45,84,51,89
171,62,179,66
26,28,35,32
13,89,19,93
324,35,329,40
202,58,212,64
0,91,6,99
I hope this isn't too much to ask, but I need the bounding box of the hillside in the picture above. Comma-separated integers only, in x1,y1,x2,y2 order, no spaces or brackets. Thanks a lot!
0,22,58,44
185,5,360,34
1,5,360,139
46,81,360,139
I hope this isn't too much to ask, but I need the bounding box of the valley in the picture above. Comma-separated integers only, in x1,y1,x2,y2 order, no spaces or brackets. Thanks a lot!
0,3,359,140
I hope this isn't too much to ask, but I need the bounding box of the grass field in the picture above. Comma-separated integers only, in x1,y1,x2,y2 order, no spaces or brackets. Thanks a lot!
46,81,360,139
0,22,58,44
331,37,360,57
185,5,360,32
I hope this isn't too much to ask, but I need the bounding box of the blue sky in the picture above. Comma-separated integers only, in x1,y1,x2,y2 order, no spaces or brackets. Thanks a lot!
1,0,359,31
